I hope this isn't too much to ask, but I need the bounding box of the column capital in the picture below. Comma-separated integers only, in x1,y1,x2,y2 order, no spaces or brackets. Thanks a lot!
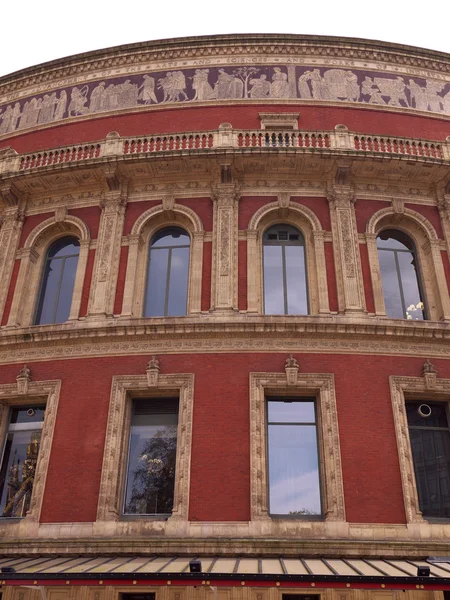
211,183,241,207
327,184,356,208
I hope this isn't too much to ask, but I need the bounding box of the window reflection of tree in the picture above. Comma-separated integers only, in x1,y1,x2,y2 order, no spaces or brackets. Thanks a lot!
126,425,177,515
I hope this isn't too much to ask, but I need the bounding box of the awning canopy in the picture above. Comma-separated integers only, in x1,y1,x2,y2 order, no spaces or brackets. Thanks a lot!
1,556,450,590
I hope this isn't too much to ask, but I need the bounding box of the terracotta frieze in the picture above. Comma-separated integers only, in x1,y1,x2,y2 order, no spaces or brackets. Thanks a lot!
1,61,450,139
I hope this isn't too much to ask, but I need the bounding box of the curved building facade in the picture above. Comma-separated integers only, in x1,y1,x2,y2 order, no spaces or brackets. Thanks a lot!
0,33,450,600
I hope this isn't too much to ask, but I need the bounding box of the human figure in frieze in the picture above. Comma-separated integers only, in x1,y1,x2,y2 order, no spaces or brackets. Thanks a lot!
361,77,385,104
249,74,271,98
424,80,444,112
89,81,107,112
0,105,13,134
68,85,89,116
118,80,139,107
270,67,290,98
298,71,313,98
213,69,244,99
408,79,428,111
10,103,21,131
54,90,67,121
138,75,158,104
191,69,214,100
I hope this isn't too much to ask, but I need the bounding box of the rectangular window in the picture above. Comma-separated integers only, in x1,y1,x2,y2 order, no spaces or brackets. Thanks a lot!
124,398,179,516
267,398,321,517
0,406,45,518
407,401,450,518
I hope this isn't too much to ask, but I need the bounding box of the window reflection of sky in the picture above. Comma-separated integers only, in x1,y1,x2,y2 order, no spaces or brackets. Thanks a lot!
377,231,424,320
263,227,308,315
267,400,320,516
144,227,190,317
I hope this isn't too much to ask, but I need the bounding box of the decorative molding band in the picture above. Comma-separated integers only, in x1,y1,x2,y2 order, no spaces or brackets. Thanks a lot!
96,370,194,530
0,319,450,364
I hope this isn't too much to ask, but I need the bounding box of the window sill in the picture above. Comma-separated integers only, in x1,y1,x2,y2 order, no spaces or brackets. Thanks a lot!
120,514,171,521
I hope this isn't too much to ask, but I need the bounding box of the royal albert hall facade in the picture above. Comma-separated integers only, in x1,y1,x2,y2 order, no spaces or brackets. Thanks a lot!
1,31,450,600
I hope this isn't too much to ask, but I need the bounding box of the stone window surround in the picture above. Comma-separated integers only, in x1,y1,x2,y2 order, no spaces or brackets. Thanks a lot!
249,368,346,527
365,206,450,321
6,213,91,328
120,203,204,317
96,371,194,529
390,371,450,525
0,376,61,526
246,199,330,315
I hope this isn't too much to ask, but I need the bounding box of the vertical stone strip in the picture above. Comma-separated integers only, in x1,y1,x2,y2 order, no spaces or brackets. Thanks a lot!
211,184,240,311
365,232,386,316
328,185,366,314
88,180,127,318
0,205,24,323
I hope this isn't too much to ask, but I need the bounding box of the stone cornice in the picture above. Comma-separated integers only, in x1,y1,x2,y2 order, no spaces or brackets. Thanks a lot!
0,535,449,558
2,34,450,91
0,316,449,364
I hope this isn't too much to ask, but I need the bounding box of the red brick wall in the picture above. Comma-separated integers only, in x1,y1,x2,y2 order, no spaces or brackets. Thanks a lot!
3,105,450,154
0,353,446,524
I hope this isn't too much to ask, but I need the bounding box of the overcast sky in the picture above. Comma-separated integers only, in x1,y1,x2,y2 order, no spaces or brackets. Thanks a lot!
1,0,450,78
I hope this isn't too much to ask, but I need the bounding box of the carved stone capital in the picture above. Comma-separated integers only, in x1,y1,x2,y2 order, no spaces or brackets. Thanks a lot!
211,183,240,207
0,180,21,208
437,193,450,216
327,184,355,208
102,163,128,194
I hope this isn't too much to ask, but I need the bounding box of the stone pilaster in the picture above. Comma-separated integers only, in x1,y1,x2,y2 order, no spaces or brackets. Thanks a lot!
88,186,127,318
0,205,24,324
211,184,240,312
437,192,450,260
328,185,366,314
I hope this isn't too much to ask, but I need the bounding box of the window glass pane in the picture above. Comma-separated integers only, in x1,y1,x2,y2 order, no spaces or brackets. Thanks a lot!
9,406,45,425
268,400,315,423
35,258,63,325
263,245,285,314
268,424,321,515
378,249,404,319
285,245,308,315
35,238,80,325
47,237,80,258
406,402,448,428
54,255,78,323
124,401,178,515
151,228,190,248
167,246,190,316
144,248,169,317
409,429,450,518
376,230,414,251
397,252,424,320
0,429,42,517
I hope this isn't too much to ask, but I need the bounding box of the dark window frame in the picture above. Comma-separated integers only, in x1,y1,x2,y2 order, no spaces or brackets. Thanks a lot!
122,397,179,519
0,405,45,519
262,224,309,315
34,236,80,325
407,400,450,520
144,226,191,318
376,228,426,320
265,396,323,519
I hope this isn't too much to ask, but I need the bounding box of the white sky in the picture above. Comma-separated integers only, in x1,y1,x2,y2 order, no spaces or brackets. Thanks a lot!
1,0,450,78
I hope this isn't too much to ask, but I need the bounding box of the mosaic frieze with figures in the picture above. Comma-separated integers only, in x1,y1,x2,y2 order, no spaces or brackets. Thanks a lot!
1,64,450,135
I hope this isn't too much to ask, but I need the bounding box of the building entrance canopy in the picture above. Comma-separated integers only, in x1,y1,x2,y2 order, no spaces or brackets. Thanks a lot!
1,556,450,590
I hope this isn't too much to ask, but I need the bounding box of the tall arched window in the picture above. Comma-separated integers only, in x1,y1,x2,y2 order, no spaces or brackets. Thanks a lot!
34,237,80,325
144,227,190,317
376,229,425,320
263,224,308,315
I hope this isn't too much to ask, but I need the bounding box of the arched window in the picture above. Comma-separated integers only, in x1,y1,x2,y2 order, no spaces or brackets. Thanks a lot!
144,227,190,317
376,229,425,320
34,237,80,325
263,224,308,315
